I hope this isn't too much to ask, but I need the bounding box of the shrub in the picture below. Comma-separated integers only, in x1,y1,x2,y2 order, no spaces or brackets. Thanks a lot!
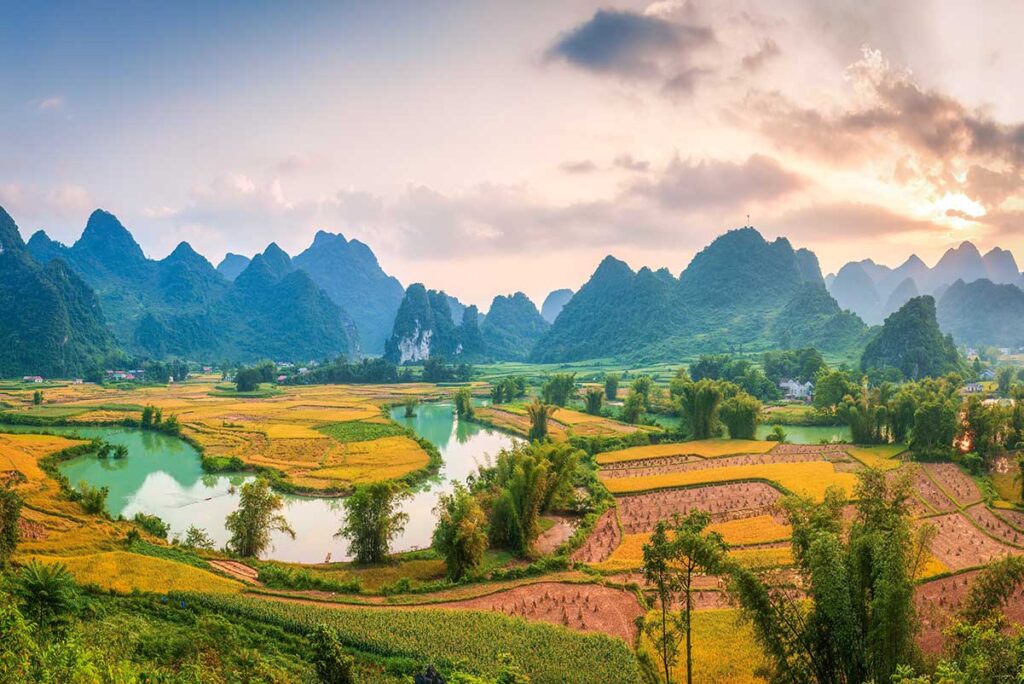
77,481,108,516
309,624,356,683
132,512,170,540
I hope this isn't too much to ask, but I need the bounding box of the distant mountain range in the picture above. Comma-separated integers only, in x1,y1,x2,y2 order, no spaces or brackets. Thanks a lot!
827,242,1023,326
532,228,869,363
5,200,1024,373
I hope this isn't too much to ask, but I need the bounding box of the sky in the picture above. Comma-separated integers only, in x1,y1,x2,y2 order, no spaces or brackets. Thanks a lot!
3,0,1024,308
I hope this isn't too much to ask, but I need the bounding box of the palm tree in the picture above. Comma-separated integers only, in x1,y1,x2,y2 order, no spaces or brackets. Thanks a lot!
526,400,556,441
11,560,78,630
584,387,604,415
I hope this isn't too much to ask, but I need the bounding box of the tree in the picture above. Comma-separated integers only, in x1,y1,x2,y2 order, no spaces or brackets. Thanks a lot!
403,398,418,417
224,478,295,557
309,624,356,684
234,367,263,392
676,379,724,439
0,486,22,567
454,387,474,419
10,560,79,631
813,368,857,417
604,373,620,401
996,366,1016,396
631,375,653,409
540,373,576,406
641,512,726,684
526,399,555,441
141,404,155,428
182,525,215,550
619,391,645,424
719,393,761,440
77,481,108,516
478,442,579,554
727,470,926,684
584,387,604,415
432,482,487,581
338,482,410,564
32,390,43,405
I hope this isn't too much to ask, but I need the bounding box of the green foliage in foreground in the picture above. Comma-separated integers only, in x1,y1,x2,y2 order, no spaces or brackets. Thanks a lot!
185,592,643,684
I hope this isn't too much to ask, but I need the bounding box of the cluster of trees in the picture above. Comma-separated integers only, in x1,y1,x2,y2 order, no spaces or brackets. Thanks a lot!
541,373,577,406
141,358,190,384
689,354,779,401
669,371,763,439
234,361,278,392
489,376,526,404
287,357,407,385
422,357,472,383
761,347,826,384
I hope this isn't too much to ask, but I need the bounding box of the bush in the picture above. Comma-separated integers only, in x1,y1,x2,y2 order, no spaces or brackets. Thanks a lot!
132,512,170,540
76,481,108,516
310,624,356,683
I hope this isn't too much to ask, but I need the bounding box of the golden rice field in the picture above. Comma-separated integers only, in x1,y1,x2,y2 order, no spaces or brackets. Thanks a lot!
474,404,648,441
601,461,858,501
846,444,907,471
639,609,767,684
0,378,451,492
596,439,776,465
592,516,792,572
29,552,244,595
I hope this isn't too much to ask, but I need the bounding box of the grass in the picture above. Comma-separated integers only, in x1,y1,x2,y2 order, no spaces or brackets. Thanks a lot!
639,609,767,684
596,439,776,465
846,444,907,471
29,552,245,594
318,420,407,443
602,461,858,501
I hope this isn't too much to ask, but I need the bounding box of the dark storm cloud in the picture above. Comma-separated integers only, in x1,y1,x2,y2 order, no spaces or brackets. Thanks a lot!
545,9,713,80
631,154,804,210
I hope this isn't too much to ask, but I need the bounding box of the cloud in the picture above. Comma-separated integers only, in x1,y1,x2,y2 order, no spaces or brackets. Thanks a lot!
630,154,805,210
741,38,780,72
559,160,598,174
545,9,713,83
613,154,650,172
36,96,65,112
765,201,943,241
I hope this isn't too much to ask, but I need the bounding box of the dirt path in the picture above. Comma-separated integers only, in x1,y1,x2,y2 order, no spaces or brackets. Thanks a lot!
209,559,262,585
533,515,577,555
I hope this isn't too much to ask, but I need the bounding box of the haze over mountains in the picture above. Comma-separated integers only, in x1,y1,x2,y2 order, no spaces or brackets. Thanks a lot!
5,201,1024,376
827,242,1024,326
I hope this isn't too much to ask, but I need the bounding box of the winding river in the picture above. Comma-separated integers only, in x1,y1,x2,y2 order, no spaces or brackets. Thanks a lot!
4,401,517,563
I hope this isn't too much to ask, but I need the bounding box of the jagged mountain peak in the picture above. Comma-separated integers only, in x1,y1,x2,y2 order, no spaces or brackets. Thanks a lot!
77,209,146,262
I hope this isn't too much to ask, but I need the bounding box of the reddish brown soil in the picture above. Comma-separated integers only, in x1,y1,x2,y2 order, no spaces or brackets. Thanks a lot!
433,581,644,642
769,443,851,455
994,507,1024,531
262,581,644,643
916,571,1024,654
601,452,818,480
17,517,46,541
912,468,956,513
572,509,621,563
965,504,1024,547
209,559,262,585
617,482,783,534
922,463,982,506
926,512,1021,570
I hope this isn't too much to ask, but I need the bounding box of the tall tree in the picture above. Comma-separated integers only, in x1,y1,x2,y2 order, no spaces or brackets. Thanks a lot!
0,486,22,568
432,482,487,581
676,379,724,439
584,387,604,415
604,373,620,401
337,482,410,564
526,399,556,442
224,478,295,558
540,373,576,406
719,392,762,440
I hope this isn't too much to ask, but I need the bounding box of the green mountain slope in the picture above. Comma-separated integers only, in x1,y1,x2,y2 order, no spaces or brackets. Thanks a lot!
480,292,549,361
0,206,118,377
292,230,405,355
861,296,962,379
532,227,867,362
937,278,1024,348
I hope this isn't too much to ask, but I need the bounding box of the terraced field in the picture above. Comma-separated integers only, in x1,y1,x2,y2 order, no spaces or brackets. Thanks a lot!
473,404,650,440
0,377,449,493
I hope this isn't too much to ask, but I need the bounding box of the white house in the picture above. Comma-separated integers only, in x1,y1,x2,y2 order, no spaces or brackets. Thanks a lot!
22,376,43,384
964,382,984,394
779,379,813,401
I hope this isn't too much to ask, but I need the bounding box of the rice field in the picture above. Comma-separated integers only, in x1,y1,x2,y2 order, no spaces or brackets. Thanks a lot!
30,552,245,595
639,609,767,684
0,378,448,492
602,461,859,501
596,439,776,465
846,444,907,471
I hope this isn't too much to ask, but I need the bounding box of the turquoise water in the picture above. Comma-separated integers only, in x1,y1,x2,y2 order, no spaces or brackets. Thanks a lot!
2,401,516,562
756,424,851,444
